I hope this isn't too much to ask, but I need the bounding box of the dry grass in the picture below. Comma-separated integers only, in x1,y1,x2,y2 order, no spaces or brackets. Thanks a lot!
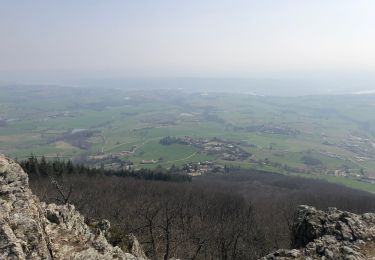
360,241,375,259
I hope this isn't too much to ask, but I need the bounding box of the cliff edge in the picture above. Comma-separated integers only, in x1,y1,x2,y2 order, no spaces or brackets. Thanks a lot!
2,154,375,260
262,205,375,259
0,155,145,260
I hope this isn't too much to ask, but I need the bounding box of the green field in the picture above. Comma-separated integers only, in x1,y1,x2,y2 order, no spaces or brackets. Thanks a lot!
1,85,375,192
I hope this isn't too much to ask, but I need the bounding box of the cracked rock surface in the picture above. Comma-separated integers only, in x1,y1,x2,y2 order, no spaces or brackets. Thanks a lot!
0,155,146,260
261,205,375,260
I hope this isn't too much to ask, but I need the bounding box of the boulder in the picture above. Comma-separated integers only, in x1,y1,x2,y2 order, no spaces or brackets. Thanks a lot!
261,205,375,260
0,155,146,260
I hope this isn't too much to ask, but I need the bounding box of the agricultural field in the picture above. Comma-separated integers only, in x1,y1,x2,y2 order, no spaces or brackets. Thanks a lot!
1,84,375,191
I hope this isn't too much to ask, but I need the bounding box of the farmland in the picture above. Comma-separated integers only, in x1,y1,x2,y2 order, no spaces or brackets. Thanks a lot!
1,84,375,191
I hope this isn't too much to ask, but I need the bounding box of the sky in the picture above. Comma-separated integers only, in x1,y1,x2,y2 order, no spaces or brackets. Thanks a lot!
1,0,375,80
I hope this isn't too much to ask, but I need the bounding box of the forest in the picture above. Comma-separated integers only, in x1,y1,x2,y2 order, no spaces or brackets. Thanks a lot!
25,157,375,259
3,2,375,259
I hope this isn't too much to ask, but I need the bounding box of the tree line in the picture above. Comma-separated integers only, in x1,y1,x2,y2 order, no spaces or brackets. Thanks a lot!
19,155,192,182
27,160,375,259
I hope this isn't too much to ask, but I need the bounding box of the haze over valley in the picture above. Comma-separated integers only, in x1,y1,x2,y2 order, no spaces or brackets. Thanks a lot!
1,1,375,259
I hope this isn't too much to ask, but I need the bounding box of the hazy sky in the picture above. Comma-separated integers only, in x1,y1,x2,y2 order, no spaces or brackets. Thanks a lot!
1,0,375,78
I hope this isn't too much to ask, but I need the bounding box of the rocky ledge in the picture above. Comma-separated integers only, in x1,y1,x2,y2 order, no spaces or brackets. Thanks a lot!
262,205,375,260
0,155,146,260
2,154,375,260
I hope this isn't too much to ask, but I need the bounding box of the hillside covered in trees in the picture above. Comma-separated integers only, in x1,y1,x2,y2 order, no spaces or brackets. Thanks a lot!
26,157,375,259
20,156,191,182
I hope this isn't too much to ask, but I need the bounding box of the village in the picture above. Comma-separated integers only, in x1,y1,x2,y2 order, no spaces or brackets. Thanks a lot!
159,136,251,161
338,134,375,161
85,145,137,169
181,161,226,176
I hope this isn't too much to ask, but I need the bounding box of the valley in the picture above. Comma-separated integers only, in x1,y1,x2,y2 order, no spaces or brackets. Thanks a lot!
1,84,375,192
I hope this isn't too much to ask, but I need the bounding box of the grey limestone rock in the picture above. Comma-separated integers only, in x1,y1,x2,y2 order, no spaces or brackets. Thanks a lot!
261,205,375,260
0,155,146,260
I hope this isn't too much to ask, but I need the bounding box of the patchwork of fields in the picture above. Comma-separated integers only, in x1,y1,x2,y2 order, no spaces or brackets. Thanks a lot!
1,85,375,192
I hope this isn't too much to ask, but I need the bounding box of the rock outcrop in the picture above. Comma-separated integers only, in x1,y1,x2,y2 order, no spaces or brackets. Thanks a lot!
3,154,375,260
262,205,375,260
0,155,146,259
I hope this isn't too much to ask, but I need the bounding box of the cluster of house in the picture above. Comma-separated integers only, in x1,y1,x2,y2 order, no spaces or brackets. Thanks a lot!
202,142,250,161
88,150,132,161
182,161,225,176
234,124,300,136
140,159,157,164
160,136,251,161
86,149,135,170
338,134,375,161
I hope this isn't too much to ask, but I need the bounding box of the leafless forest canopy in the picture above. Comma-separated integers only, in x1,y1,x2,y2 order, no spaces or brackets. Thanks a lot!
29,167,375,259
